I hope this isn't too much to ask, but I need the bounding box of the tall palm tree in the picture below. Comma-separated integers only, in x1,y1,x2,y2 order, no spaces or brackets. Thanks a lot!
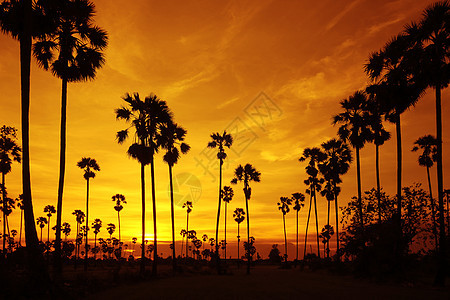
160,121,190,272
364,93,391,224
221,186,234,261
91,218,102,260
412,134,438,250
412,1,450,285
43,205,55,243
277,196,292,263
233,208,245,266
77,157,100,270
32,0,107,271
207,131,233,269
182,201,193,258
333,91,373,228
36,216,47,243
0,125,21,255
291,192,305,262
231,163,261,274
112,194,126,242
318,138,352,258
299,147,326,258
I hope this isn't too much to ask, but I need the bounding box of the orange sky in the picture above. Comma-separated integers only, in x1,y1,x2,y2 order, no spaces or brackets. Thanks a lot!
0,0,448,258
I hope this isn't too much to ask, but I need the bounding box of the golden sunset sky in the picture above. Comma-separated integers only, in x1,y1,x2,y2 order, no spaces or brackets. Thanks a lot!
0,0,448,258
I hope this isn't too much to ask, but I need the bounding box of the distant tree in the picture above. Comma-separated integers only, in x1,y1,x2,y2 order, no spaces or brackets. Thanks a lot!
268,244,282,263
231,164,261,274
277,197,292,262
36,216,47,242
180,229,187,258
221,186,233,261
112,194,126,242
107,223,116,239
16,194,24,246
182,201,193,258
291,193,305,262
62,222,71,241
72,209,85,264
207,131,233,270
233,207,245,266
43,205,55,243
92,218,102,260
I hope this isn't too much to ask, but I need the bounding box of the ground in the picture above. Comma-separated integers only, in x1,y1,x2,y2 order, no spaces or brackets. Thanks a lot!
82,264,450,300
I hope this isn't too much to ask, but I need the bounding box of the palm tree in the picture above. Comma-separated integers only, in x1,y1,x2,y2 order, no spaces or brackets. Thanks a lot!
318,138,352,258
221,186,234,261
291,193,305,262
231,163,261,274
412,1,450,285
72,209,85,266
364,92,391,224
299,147,326,259
112,194,126,242
0,125,21,255
36,216,47,242
16,194,23,246
277,196,292,263
412,134,438,250
31,0,107,272
43,205,55,243
207,131,233,267
107,223,116,239
91,218,102,260
160,121,190,272
233,208,245,266
182,201,193,258
77,157,100,270
116,93,172,276
62,222,71,241
180,229,186,258
333,91,373,228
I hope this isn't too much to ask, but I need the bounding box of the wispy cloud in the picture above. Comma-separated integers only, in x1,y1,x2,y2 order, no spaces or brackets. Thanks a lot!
325,0,361,31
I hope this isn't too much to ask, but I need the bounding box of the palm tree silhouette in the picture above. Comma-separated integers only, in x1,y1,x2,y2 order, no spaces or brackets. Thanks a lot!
221,186,234,261
333,91,373,229
36,216,47,243
0,3,55,273
365,92,391,224
62,222,71,241
319,138,352,258
231,163,261,274
116,92,171,276
112,194,126,242
16,194,23,246
43,205,55,243
0,125,21,255
91,218,102,260
207,131,233,270
180,229,187,258
277,196,292,263
412,134,438,250
299,147,326,259
31,0,107,271
160,121,190,272
411,1,450,285
107,223,116,239
291,193,305,262
72,209,85,264
77,157,100,271
182,201,193,258
233,208,245,266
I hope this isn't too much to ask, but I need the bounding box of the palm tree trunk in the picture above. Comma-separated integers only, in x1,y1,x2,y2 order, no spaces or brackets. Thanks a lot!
215,158,223,272
19,209,23,246
334,182,340,261
185,211,189,258
283,213,287,263
2,172,5,255
47,216,50,243
55,77,68,274
313,187,320,259
245,184,251,275
118,211,121,242
296,210,299,262
168,164,176,273
427,166,438,251
326,199,330,259
40,228,43,243
376,144,382,224
434,83,447,286
94,233,97,260
395,115,402,231
303,191,313,259
150,157,158,276
237,223,240,268
224,202,227,261
84,178,90,271
140,162,146,276
356,147,364,228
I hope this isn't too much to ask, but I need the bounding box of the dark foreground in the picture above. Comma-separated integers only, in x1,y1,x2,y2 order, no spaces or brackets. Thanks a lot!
83,265,449,300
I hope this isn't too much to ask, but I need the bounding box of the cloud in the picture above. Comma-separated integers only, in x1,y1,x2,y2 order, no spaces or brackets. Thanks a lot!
325,0,361,31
